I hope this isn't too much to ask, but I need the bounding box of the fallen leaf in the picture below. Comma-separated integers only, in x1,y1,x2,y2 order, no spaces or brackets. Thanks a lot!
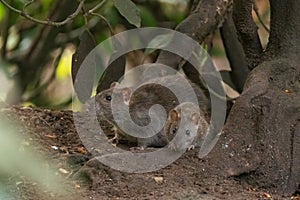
45,134,57,139
51,146,59,150
58,168,69,174
153,176,164,184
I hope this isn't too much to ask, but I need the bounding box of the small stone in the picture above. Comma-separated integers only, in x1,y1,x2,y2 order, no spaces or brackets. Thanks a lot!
153,176,164,184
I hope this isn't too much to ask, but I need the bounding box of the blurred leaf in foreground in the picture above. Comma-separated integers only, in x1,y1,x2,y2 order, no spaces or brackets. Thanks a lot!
0,115,71,198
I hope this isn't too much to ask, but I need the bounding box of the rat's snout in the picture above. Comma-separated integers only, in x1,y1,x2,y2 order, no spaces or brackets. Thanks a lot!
169,128,195,151
95,100,100,111
95,103,105,117
93,96,103,116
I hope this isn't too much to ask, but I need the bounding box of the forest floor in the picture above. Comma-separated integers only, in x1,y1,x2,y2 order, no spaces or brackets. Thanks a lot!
0,105,298,200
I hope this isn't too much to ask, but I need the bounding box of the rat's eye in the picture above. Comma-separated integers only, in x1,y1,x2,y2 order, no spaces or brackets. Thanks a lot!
172,126,178,134
185,130,190,136
105,95,112,101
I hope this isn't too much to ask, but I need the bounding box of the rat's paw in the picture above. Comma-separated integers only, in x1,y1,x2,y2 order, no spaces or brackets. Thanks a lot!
187,145,195,151
129,146,145,151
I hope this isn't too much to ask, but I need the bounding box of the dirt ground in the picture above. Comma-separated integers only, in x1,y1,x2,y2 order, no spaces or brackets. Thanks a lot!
0,105,298,200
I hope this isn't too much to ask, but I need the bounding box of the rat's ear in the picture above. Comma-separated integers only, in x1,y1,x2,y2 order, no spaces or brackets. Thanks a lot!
110,82,119,88
121,88,132,105
191,113,200,125
169,110,179,122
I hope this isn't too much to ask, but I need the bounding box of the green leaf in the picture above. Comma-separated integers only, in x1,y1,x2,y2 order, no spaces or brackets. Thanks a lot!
0,3,5,21
144,33,174,55
113,0,141,27
72,30,96,103
139,5,157,27
56,48,73,80
40,0,52,11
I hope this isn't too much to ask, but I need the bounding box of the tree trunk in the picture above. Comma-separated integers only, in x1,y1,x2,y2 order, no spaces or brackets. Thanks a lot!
206,0,300,196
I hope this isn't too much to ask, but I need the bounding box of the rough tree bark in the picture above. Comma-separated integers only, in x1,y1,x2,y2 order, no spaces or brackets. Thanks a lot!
78,0,299,196
232,0,263,70
206,0,300,196
220,14,249,93
156,0,232,70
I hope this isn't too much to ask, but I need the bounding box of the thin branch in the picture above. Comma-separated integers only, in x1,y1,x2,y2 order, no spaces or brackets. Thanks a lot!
0,0,86,27
253,1,270,33
87,0,107,14
81,6,89,26
26,47,64,102
77,2,114,50
23,0,34,11
90,12,114,36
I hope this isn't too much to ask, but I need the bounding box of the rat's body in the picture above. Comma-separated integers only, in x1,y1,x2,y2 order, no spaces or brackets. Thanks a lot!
164,102,209,151
95,75,210,148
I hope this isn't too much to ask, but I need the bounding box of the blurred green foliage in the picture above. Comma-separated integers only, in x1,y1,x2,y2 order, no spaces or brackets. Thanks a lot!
0,0,270,108
0,3,5,20
56,48,73,80
139,6,157,27
0,0,189,108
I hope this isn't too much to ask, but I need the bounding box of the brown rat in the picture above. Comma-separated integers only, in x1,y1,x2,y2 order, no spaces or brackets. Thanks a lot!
95,81,177,147
95,82,137,144
164,102,209,151
95,75,210,148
